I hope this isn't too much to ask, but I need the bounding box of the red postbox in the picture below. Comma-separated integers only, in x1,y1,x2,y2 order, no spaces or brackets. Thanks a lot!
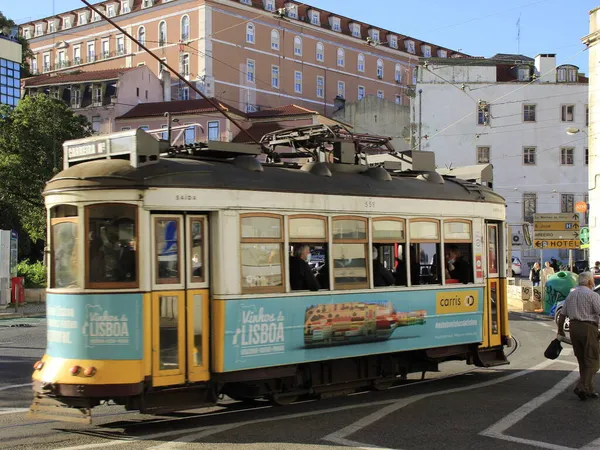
11,277,25,305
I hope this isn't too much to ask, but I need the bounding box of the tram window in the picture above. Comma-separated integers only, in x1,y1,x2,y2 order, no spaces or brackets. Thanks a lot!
289,216,329,290
159,295,179,370
409,220,441,285
372,218,407,287
444,221,473,284
240,214,284,293
332,217,368,290
87,204,137,288
155,217,181,285
189,219,204,283
50,205,79,289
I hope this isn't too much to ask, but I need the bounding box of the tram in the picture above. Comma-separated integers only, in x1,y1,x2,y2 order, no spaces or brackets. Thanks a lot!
29,124,510,423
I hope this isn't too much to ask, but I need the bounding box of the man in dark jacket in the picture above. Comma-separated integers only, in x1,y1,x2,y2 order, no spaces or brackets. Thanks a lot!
373,247,394,287
446,245,471,284
289,244,320,291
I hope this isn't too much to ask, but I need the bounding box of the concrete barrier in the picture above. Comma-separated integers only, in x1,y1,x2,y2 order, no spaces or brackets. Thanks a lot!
508,285,542,312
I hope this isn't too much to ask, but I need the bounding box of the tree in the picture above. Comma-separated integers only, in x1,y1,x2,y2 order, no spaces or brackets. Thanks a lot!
0,95,91,242
0,11,34,76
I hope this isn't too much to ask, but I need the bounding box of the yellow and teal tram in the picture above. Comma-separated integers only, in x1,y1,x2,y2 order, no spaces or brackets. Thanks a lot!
29,127,510,423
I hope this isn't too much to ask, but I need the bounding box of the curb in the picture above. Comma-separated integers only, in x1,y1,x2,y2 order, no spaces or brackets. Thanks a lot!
0,313,46,320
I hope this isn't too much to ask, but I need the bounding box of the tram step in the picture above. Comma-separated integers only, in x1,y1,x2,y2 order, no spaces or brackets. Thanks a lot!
473,348,509,368
28,396,92,424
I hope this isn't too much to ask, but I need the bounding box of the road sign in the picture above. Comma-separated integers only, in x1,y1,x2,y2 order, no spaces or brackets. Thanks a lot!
576,202,588,213
580,227,590,249
534,213,581,249
533,240,580,249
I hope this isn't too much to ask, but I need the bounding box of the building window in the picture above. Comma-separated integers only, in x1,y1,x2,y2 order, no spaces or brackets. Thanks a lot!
73,47,81,64
523,147,536,165
78,13,87,25
586,105,589,126
87,43,95,62
181,54,190,75
351,23,361,38
43,53,51,72
240,0,251,4
370,29,380,43
71,88,81,108
138,27,145,50
181,15,190,40
358,86,365,100
395,95,402,105
31,57,38,74
585,148,589,165
316,42,324,62
246,59,255,83
35,24,43,36
64,17,72,29
557,67,577,82
49,21,56,33
310,10,320,26
23,29,31,39
271,65,279,89
91,116,101,133
101,40,109,59
122,1,131,13
294,36,302,56
376,59,383,78
116,36,125,55
476,146,490,164
246,23,255,44
158,21,167,47
477,102,490,125
316,76,324,98
412,67,417,85
208,121,220,141
560,147,574,165
331,17,341,31
395,64,402,82
337,81,345,98
107,5,115,17
287,4,298,19
0,58,21,107
561,105,575,122
523,193,536,223
389,35,398,48
184,124,195,144
265,0,275,11
561,194,574,213
377,90,384,99
92,87,102,106
438,49,448,58
517,67,529,81
294,71,302,93
523,104,536,122
422,46,431,57
57,51,67,68
337,48,345,67
181,87,189,100
405,40,415,54
271,29,280,50
357,53,365,72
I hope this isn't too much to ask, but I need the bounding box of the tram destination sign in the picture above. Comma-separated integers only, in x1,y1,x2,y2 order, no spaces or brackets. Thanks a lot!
66,140,108,161
533,213,581,249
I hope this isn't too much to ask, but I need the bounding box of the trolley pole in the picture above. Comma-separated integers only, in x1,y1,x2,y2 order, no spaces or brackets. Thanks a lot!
165,112,171,145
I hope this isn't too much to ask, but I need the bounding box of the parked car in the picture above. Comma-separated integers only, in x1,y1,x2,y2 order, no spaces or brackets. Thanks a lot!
512,257,522,277
553,285,600,344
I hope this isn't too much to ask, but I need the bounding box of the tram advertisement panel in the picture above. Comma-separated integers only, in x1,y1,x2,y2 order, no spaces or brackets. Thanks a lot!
223,288,483,371
46,293,143,360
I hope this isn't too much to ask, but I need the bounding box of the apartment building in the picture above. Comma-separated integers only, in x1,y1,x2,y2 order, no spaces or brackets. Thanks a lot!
415,53,589,269
22,65,163,133
20,0,465,115
0,32,22,107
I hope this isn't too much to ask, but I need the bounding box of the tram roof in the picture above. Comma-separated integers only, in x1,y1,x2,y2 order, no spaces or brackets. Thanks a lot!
44,157,505,205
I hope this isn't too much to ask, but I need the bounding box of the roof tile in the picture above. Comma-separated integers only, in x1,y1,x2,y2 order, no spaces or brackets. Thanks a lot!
246,104,317,118
22,67,137,87
117,98,246,119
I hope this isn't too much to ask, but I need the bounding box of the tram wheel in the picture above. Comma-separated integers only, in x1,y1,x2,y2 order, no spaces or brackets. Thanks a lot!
372,378,395,391
269,393,299,406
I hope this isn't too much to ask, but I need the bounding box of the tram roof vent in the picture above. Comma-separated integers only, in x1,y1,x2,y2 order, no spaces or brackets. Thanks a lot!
301,162,332,177
233,155,264,172
62,128,164,170
416,171,445,184
364,166,392,182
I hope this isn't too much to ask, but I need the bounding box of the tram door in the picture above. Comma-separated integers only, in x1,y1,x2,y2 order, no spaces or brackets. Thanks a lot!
151,214,210,387
484,223,502,348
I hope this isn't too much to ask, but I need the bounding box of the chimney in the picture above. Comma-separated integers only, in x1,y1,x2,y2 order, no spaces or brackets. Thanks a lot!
535,54,556,83
161,69,171,101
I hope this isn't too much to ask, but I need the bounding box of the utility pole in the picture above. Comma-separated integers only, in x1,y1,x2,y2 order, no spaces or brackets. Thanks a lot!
418,89,423,151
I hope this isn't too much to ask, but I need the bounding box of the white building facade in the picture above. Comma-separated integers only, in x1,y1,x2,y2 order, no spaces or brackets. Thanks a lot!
415,53,589,271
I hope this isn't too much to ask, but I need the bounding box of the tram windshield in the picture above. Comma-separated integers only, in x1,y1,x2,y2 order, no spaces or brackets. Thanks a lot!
50,205,79,289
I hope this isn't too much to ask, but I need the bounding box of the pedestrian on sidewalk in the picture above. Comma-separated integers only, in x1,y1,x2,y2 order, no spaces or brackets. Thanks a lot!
557,272,600,400
529,262,541,286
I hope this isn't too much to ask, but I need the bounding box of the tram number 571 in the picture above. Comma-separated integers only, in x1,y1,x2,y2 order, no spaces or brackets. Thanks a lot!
365,199,376,209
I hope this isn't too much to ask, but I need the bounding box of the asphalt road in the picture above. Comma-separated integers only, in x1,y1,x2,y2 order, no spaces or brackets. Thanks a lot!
0,313,593,450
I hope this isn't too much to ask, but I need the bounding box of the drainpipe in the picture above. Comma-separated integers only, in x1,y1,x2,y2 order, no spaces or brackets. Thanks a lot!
418,88,423,151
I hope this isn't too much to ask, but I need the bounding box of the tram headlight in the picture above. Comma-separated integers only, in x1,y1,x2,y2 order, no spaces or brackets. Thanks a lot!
33,361,44,370
83,366,96,377
70,365,81,375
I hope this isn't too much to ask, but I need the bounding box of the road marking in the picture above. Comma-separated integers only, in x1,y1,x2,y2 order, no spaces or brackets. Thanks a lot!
480,368,580,450
0,383,32,392
0,408,28,415
323,359,557,449
536,322,551,328
521,316,534,321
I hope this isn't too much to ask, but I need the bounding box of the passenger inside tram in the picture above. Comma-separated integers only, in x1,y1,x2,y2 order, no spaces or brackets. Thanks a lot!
289,243,321,291
444,244,473,284
409,243,441,285
372,246,394,287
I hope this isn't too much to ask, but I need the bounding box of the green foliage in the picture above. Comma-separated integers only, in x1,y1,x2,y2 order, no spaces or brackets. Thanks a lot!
16,259,47,288
0,95,91,243
0,12,34,76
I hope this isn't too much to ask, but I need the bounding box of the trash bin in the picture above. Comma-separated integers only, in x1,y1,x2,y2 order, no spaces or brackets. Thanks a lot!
10,277,25,305
544,271,578,314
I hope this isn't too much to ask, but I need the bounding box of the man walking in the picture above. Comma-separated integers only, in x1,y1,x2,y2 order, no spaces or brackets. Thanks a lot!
557,272,600,400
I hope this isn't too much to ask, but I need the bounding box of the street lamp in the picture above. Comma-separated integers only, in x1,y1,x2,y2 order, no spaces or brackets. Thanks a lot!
566,127,588,136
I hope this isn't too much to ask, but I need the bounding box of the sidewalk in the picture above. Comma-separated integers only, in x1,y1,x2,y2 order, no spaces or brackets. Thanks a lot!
0,303,46,320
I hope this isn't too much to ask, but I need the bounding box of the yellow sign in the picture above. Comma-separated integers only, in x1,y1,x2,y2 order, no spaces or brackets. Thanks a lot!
436,290,479,315
533,239,580,249
534,222,580,231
